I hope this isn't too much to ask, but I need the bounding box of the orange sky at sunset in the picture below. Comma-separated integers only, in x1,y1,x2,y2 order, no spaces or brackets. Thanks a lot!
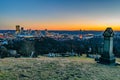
2,22,120,31
1,0,120,31
13,24,120,31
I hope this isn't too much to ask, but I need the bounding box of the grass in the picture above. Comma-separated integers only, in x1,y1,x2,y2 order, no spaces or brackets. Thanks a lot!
0,55,120,80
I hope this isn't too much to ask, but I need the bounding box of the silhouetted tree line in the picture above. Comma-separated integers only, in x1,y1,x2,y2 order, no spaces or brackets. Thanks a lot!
87,37,120,57
0,36,120,58
34,37,89,56
113,38,120,57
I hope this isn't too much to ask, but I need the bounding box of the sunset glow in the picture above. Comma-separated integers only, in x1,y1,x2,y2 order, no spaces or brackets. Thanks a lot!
0,0,120,31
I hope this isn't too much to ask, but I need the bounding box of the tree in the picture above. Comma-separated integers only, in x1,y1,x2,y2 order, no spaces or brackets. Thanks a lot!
0,46,9,58
19,40,35,57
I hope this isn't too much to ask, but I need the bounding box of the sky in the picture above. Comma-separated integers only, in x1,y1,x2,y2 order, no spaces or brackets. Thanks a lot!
0,0,120,30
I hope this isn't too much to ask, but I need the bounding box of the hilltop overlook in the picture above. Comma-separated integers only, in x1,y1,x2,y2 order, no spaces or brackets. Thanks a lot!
0,55,120,80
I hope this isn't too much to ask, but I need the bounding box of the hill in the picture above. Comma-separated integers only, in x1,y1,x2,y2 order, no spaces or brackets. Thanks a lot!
0,55,120,80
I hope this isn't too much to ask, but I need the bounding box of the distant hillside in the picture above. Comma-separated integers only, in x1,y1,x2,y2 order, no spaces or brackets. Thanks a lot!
0,55,120,80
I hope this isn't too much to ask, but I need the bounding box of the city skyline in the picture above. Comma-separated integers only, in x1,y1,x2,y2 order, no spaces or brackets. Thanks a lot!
1,0,120,31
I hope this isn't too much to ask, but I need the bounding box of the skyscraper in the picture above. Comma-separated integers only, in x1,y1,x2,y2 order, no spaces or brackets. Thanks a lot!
16,25,20,34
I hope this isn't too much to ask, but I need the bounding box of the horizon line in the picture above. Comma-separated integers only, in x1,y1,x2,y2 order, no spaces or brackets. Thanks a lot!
1,29,120,32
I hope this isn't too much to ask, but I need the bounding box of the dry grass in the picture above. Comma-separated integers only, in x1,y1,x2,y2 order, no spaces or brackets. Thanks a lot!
0,55,120,80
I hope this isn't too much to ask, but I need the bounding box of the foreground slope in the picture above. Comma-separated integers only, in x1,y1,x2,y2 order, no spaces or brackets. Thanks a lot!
0,56,120,80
